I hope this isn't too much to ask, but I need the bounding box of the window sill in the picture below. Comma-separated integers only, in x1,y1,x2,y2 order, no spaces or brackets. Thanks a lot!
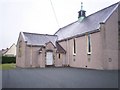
73,54,76,56
87,53,91,55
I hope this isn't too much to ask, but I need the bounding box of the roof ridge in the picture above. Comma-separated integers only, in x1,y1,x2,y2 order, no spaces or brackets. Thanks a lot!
23,32,57,36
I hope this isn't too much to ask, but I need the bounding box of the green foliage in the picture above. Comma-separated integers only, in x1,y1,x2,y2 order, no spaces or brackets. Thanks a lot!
2,56,16,64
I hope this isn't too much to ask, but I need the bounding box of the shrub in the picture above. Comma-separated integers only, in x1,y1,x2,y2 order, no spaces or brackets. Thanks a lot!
2,56,16,64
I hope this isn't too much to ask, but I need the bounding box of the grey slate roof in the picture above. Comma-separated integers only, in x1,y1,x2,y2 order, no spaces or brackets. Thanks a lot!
22,32,58,46
55,2,119,41
56,42,66,53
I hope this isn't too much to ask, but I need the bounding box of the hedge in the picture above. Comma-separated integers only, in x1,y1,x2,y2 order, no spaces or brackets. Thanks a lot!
2,56,16,64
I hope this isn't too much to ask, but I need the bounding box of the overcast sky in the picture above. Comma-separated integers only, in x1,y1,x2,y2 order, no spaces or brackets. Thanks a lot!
0,0,119,49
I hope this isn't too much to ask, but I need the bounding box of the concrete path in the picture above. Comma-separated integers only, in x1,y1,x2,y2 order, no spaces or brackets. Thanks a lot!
2,67,118,88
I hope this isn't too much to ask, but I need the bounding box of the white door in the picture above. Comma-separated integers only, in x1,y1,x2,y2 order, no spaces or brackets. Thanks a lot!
46,52,53,65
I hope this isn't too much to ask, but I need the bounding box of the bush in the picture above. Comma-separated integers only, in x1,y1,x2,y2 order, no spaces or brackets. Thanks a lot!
2,56,16,64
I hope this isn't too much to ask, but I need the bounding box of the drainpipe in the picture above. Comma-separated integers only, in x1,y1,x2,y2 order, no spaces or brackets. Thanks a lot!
100,23,106,69
65,41,67,66
41,49,42,67
30,44,33,67
66,39,69,66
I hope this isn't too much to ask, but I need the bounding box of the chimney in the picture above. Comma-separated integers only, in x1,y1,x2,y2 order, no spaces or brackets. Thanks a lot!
78,2,86,22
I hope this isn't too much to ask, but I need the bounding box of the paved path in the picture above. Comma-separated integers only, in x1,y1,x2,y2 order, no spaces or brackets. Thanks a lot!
2,67,118,88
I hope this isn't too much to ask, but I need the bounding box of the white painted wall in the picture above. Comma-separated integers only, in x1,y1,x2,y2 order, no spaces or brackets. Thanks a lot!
3,44,16,56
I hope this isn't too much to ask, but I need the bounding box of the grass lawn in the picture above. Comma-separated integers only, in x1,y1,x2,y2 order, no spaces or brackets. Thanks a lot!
0,63,16,70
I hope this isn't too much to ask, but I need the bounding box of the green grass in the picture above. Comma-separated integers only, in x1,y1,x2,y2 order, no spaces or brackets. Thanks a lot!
0,63,16,70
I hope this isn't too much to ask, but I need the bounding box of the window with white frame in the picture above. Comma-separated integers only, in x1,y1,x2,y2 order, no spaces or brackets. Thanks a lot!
73,38,76,55
87,33,92,55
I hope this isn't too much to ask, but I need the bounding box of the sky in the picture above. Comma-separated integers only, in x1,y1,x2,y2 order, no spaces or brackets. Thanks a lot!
0,0,119,49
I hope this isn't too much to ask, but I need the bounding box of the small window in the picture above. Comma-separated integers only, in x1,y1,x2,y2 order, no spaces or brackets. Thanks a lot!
73,38,76,55
87,34,92,55
58,54,61,59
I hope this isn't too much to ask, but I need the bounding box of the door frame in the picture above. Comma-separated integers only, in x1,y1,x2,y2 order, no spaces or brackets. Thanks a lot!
45,50,54,66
